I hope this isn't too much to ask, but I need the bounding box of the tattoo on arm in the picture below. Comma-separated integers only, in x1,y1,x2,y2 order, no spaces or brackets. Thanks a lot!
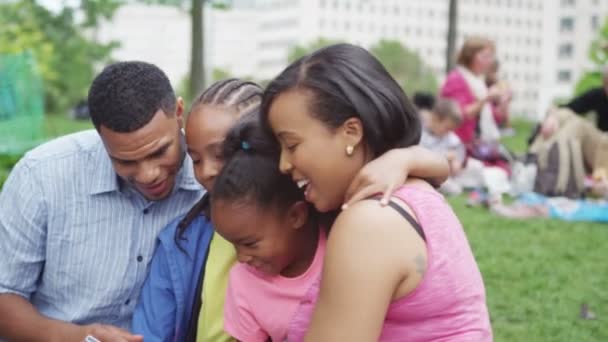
414,254,427,277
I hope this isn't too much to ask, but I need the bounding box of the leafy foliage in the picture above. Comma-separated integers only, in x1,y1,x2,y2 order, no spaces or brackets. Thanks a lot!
287,37,344,63
574,16,608,96
0,0,119,114
370,40,438,96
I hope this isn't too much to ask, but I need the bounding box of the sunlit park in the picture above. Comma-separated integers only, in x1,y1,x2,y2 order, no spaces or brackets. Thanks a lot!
1,0,607,341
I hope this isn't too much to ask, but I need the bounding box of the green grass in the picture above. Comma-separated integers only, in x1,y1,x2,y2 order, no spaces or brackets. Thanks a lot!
1,116,607,340
451,197,608,341
451,119,607,341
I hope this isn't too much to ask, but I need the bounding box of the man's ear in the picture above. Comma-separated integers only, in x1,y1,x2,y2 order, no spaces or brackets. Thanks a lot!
176,97,185,129
340,117,364,149
286,201,310,230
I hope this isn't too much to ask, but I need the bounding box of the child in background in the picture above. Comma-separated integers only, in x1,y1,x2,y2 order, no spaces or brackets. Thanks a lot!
210,114,324,342
420,98,466,195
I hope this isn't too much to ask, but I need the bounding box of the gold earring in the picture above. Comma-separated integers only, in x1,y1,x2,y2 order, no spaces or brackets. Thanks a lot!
345,145,354,156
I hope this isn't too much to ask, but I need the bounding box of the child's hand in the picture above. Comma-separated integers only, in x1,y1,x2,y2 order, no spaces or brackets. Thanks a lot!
342,149,405,209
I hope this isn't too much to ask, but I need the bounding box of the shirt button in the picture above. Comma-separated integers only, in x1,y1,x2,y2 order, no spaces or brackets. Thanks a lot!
137,255,143,262
143,208,149,214
124,299,131,305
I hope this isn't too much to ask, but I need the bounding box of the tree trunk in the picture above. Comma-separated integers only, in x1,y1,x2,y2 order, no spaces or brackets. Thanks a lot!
190,0,204,99
446,0,458,73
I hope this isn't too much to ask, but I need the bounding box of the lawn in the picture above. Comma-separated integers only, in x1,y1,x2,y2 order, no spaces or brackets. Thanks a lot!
0,116,606,340
450,119,607,341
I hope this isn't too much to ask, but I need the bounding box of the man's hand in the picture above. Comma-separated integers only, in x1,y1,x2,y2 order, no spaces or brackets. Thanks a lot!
83,324,143,342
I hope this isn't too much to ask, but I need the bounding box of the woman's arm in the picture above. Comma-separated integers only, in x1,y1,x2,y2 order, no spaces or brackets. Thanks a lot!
305,200,426,341
343,146,449,208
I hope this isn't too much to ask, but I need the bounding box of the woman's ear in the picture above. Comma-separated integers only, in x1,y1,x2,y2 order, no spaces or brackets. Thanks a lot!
176,96,185,129
341,117,364,149
286,201,310,230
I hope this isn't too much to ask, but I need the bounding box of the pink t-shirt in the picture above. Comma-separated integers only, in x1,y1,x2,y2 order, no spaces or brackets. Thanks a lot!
223,230,326,342
288,185,493,341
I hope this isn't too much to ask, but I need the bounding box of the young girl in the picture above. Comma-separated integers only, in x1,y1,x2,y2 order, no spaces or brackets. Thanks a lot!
262,44,492,341
131,78,450,341
211,114,324,342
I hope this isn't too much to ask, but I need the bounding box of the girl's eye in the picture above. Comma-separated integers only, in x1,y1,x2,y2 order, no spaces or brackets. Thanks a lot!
286,144,298,152
192,159,201,165
243,241,258,248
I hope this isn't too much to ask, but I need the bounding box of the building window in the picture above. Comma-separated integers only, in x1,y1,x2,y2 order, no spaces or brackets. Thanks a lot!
560,17,574,32
591,15,599,30
558,43,573,58
557,70,572,82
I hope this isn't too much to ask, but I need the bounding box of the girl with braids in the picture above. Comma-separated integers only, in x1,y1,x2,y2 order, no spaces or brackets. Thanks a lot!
132,78,262,342
132,78,450,341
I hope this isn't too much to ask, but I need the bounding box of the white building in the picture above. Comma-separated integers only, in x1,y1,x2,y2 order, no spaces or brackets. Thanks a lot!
543,0,608,110
96,4,191,87
98,0,607,119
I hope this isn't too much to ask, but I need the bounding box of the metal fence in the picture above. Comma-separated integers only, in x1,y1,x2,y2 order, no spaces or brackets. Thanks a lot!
0,51,44,154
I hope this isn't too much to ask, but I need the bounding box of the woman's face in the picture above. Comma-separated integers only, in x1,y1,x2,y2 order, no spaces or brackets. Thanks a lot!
267,89,365,212
472,47,495,75
185,105,237,191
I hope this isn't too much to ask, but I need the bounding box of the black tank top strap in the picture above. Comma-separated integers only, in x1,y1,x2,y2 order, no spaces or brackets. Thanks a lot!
372,196,426,241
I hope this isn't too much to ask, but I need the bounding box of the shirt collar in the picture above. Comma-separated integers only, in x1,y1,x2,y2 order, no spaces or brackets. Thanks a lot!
89,143,121,195
174,154,203,192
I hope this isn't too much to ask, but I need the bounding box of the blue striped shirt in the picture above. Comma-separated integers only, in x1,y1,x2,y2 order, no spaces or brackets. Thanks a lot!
0,130,204,328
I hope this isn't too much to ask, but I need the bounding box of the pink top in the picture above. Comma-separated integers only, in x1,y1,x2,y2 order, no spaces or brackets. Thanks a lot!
441,69,498,145
288,185,493,342
223,230,326,342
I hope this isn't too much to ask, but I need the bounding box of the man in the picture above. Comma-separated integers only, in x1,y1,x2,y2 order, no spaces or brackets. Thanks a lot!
0,62,203,341
565,66,608,132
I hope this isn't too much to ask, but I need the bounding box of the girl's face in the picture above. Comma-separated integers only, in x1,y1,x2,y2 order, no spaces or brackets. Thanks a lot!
267,89,365,212
185,105,237,191
472,47,495,75
211,199,308,276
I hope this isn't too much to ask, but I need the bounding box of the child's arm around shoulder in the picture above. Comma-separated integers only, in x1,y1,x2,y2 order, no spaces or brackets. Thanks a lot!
344,146,449,208
304,199,427,342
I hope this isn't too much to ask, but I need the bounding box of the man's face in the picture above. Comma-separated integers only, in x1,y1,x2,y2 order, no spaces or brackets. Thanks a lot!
99,102,185,201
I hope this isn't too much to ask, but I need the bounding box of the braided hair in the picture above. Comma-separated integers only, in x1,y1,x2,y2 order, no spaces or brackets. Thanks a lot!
175,79,262,249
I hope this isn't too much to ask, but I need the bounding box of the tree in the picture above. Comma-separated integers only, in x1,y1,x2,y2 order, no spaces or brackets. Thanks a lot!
190,0,205,98
287,38,343,63
370,40,438,96
143,0,232,100
573,16,608,96
446,0,458,73
0,0,119,114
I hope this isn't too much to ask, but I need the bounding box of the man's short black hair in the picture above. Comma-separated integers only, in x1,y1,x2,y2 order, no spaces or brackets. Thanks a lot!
88,61,176,132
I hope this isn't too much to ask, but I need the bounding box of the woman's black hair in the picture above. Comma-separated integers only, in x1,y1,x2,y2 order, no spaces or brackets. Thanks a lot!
211,111,305,213
175,79,262,249
261,43,421,158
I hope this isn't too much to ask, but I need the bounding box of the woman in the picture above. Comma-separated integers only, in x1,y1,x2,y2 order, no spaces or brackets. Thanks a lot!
262,43,492,341
441,36,504,144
